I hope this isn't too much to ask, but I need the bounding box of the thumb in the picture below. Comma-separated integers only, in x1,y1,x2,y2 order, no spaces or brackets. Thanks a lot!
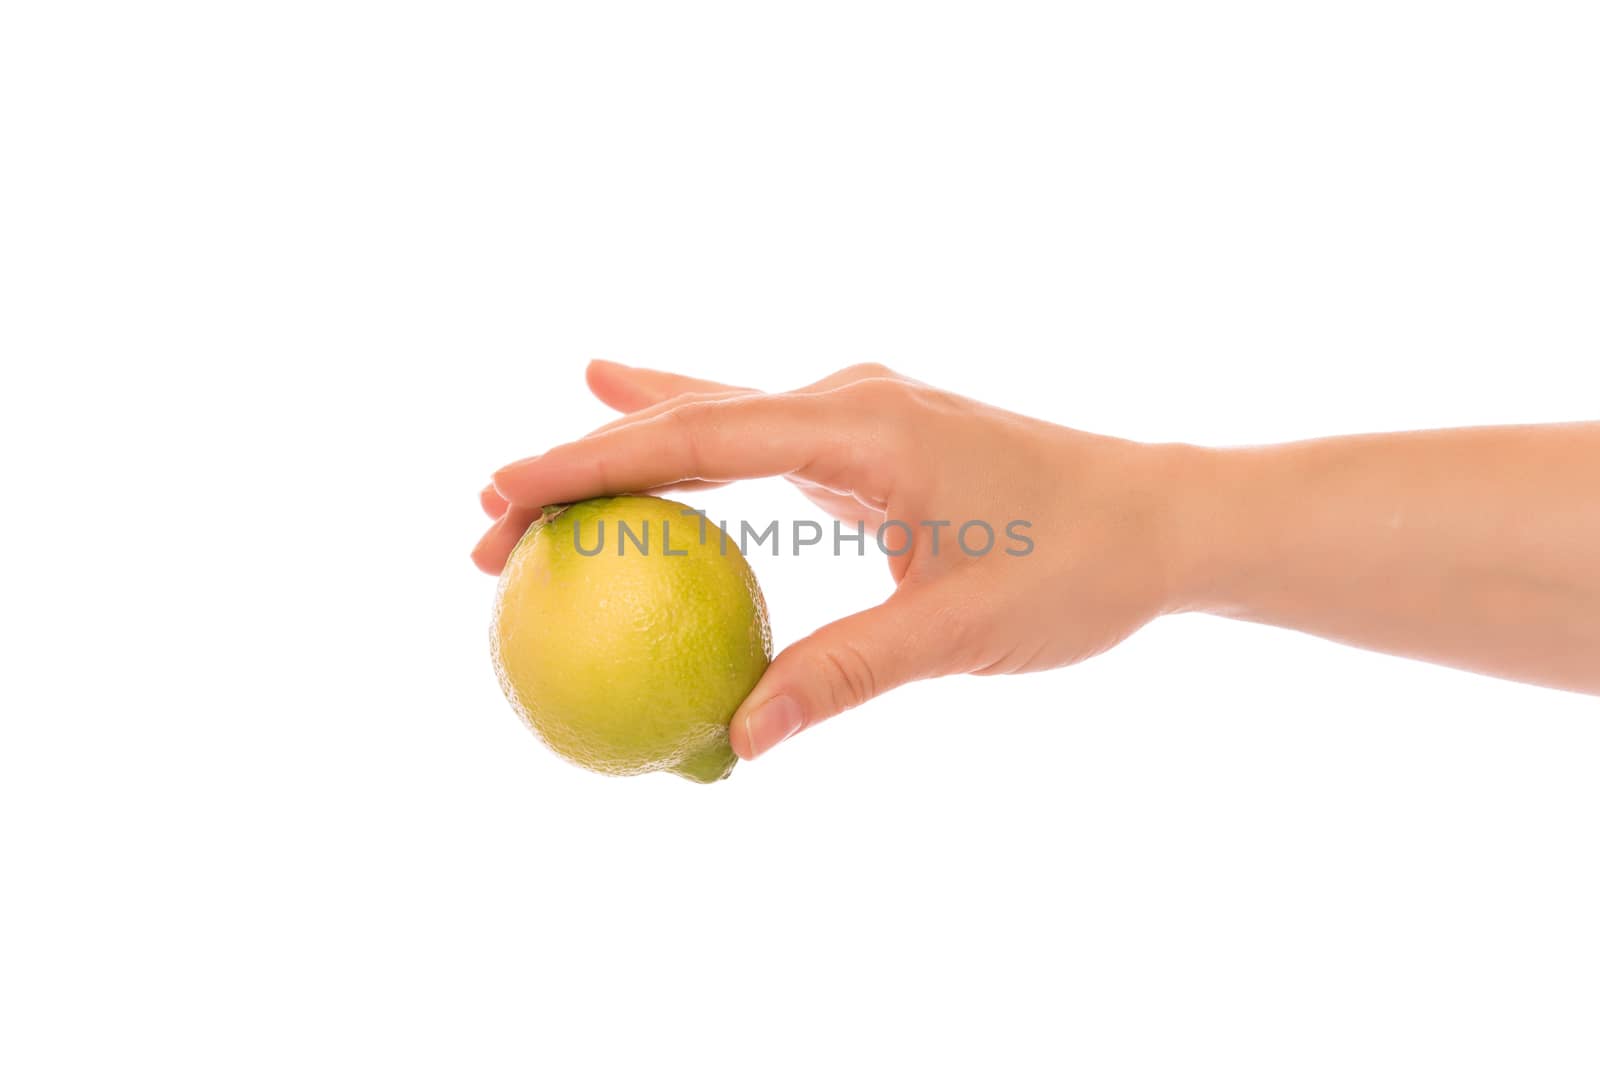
730,587,967,760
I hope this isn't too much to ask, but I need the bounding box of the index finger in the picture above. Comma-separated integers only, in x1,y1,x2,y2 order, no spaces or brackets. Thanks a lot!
586,359,748,414
491,390,882,507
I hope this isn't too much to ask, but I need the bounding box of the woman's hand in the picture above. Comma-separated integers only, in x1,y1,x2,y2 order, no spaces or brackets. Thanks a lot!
474,361,1199,760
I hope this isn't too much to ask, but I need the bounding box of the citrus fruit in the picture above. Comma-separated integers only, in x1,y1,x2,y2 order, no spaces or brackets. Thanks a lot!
491,496,771,783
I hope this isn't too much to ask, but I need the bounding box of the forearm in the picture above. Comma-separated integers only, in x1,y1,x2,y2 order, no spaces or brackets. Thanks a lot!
1171,423,1600,694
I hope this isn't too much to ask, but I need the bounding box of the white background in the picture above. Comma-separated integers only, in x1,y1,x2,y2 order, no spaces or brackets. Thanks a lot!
3,2,1597,1063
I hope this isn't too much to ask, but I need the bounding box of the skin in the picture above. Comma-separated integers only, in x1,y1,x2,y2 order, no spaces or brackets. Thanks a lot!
474,361,1600,761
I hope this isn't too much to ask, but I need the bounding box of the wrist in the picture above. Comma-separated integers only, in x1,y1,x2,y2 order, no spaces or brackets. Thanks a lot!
1152,442,1269,617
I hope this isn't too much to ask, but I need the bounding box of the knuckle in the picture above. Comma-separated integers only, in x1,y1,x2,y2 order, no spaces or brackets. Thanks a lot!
842,374,910,409
835,377,923,458
665,394,741,433
816,642,880,713
660,400,701,438
671,390,728,408
844,361,897,381
893,580,990,672
662,402,715,474
898,381,967,418
931,601,983,669
667,395,718,421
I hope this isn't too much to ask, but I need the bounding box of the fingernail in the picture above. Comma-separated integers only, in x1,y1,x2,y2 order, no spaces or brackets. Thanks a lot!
743,695,804,758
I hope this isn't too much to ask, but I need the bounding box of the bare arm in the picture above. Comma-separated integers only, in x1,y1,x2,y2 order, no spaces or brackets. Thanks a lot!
1178,423,1600,694
475,363,1600,760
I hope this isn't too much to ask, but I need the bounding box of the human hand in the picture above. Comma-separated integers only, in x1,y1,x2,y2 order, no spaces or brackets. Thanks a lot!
475,361,1201,760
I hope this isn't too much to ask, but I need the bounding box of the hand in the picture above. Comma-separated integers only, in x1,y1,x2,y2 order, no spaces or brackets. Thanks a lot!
475,361,1198,760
